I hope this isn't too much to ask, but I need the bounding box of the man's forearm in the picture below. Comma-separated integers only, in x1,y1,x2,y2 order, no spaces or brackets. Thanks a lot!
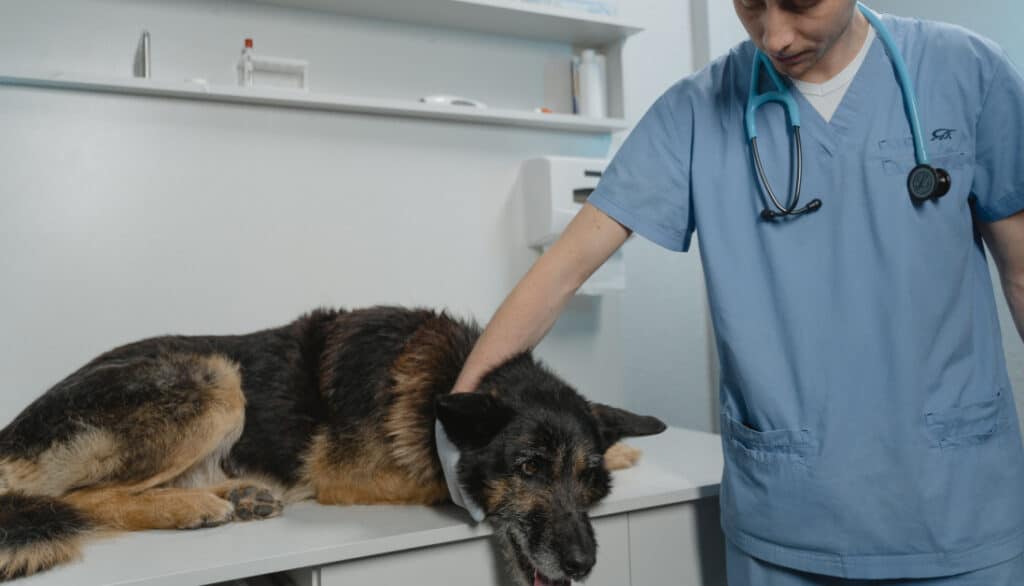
979,211,1024,344
1002,274,1024,342
452,203,631,392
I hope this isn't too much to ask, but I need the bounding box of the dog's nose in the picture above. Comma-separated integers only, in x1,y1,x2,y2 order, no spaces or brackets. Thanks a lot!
562,550,595,580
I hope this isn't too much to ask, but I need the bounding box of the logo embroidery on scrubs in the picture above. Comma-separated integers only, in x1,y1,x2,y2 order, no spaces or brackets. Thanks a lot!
931,128,956,142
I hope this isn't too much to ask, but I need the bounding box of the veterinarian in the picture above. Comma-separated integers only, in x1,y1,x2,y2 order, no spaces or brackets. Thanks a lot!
452,0,1024,584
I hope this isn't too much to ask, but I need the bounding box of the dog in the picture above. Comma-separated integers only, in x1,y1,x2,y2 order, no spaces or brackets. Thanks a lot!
0,305,666,584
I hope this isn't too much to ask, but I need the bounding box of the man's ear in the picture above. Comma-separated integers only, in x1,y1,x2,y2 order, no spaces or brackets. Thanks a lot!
590,402,667,449
436,392,516,450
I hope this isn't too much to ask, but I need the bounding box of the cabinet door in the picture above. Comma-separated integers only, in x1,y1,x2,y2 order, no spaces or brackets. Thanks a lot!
319,515,629,586
584,514,630,586
628,499,727,586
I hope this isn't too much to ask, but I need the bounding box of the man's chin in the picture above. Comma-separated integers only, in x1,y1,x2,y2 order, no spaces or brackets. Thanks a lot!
771,59,810,78
766,48,823,77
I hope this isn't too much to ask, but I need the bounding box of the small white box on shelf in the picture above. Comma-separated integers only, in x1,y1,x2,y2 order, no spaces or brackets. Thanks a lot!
237,38,309,91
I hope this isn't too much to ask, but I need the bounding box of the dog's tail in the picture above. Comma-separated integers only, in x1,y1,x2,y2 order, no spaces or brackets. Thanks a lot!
0,492,94,581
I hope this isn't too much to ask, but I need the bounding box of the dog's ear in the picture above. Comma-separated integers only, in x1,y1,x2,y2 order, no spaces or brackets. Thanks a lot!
590,402,667,449
436,392,516,450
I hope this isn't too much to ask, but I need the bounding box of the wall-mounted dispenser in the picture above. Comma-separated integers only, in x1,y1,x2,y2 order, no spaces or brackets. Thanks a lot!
521,156,624,295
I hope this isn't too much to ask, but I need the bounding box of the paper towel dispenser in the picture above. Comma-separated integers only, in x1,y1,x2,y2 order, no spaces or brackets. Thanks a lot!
521,156,624,295
522,156,607,247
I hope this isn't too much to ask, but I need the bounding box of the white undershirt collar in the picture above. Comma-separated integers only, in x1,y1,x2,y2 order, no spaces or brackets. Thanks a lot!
791,26,876,97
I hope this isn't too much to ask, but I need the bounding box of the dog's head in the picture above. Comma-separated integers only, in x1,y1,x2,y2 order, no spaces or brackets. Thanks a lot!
435,357,666,586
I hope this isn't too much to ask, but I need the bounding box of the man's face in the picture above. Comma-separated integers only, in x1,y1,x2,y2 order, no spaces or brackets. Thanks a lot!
733,0,859,80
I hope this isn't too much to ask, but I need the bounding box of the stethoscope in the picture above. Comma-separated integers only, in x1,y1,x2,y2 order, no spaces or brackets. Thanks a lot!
747,2,951,221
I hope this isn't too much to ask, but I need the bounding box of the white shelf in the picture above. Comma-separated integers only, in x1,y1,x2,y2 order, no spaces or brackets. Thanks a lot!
258,0,644,46
0,72,629,134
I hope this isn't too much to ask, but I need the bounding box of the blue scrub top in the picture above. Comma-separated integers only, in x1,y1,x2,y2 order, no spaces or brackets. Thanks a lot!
589,13,1024,580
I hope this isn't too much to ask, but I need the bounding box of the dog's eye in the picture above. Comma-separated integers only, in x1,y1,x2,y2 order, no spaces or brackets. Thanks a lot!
520,461,538,476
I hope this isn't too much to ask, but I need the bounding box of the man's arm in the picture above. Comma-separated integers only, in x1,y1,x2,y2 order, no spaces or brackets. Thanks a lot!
451,203,631,393
979,209,1024,342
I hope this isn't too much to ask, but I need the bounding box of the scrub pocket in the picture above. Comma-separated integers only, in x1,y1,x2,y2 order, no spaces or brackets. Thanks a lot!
875,133,973,177
879,151,973,177
721,412,817,468
925,391,1004,449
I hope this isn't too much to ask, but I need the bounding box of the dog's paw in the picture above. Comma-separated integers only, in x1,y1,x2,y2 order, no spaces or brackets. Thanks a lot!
180,494,235,529
227,486,283,521
603,442,642,471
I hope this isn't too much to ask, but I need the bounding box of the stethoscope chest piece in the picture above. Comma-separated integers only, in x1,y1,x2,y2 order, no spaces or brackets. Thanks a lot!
907,164,951,203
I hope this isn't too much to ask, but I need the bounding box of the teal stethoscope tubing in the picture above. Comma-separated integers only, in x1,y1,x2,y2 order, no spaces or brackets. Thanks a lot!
746,2,933,218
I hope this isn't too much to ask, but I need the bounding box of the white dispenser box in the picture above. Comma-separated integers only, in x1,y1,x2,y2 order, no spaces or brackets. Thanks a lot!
521,156,624,295
237,39,309,91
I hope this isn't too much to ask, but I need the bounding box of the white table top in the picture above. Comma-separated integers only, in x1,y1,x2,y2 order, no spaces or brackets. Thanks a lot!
18,427,723,586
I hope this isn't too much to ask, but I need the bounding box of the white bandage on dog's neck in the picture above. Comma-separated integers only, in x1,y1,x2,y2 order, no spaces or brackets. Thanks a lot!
435,419,486,523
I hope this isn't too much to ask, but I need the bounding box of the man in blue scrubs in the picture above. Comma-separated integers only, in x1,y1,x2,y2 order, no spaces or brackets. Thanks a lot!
452,0,1024,583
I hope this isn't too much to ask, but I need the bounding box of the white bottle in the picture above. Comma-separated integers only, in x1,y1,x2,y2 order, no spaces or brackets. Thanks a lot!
237,38,254,87
577,49,607,118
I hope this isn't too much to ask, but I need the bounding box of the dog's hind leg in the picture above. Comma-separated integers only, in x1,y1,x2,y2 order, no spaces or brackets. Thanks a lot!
112,353,248,492
61,354,251,530
1,353,247,498
63,486,236,530
64,449,291,531
0,353,247,578
0,427,125,498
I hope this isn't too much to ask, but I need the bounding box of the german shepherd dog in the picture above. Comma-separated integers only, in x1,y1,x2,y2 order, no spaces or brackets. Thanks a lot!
0,306,666,584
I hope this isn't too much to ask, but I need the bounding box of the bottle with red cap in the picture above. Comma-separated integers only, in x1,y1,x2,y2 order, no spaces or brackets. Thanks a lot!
238,38,254,87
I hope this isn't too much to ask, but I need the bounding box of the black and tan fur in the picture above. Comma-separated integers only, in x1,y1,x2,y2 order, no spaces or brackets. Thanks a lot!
0,306,665,583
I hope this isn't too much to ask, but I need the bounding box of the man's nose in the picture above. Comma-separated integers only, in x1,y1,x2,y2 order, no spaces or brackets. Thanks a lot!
761,4,797,55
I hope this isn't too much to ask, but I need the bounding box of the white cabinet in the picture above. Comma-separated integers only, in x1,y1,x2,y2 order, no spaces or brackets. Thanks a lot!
319,537,510,585
284,504,726,586
314,515,630,586
628,500,726,586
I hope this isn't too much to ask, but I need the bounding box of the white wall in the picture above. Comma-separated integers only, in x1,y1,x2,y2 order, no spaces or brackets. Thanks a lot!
870,0,1024,407
616,3,709,430
871,1,1024,68
0,1,703,429
690,0,749,70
